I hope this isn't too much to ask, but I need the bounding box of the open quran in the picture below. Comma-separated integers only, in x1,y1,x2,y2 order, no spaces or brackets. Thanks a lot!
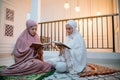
52,41,71,49
30,42,51,49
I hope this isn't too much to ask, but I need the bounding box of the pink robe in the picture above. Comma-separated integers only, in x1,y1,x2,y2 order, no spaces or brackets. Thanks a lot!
0,27,52,76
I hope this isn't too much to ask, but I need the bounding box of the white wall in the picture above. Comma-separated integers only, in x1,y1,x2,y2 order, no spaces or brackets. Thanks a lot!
40,0,114,22
0,0,30,56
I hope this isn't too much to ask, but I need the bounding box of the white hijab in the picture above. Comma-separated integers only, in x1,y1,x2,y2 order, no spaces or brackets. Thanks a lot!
65,20,83,49
66,20,77,31
65,20,78,36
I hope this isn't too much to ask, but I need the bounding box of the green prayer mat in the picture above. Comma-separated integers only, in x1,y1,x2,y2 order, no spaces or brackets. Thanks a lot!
0,66,55,80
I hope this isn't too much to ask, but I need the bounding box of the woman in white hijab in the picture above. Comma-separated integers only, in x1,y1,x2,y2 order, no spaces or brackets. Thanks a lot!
50,20,87,74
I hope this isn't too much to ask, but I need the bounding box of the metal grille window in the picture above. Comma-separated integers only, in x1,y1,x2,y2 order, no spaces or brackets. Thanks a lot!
5,24,14,37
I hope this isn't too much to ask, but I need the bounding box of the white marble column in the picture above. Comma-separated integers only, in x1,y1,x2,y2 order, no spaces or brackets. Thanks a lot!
30,0,41,36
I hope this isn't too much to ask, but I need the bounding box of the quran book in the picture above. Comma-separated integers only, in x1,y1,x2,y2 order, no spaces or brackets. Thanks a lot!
30,42,51,49
52,41,71,49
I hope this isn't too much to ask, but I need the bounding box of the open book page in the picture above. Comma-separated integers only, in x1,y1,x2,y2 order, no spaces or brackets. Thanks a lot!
30,42,51,49
52,41,71,49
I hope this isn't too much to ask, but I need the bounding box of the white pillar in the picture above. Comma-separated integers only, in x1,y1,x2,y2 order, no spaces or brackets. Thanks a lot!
30,0,41,36
37,0,41,36
30,0,38,22
118,0,120,52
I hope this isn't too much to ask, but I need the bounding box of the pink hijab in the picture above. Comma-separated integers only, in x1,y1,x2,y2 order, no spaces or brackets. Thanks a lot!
19,19,40,45
13,19,40,63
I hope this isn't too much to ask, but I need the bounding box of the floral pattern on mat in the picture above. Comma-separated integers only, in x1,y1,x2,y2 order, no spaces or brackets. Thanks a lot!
78,63,118,77
43,64,120,80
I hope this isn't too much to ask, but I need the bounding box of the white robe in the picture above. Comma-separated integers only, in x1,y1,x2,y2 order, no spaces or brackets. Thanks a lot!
48,19,87,74
48,31,87,74
63,31,87,74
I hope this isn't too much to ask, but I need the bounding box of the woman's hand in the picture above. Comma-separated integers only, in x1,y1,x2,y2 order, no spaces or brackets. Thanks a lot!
51,43,55,48
59,48,65,56
37,47,44,61
37,46,44,53
51,43,59,50
51,43,65,56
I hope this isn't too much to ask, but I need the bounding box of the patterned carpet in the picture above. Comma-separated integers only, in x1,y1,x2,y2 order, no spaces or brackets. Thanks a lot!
44,71,120,80
0,66,55,80
78,64,117,77
44,64,120,80
0,64,119,80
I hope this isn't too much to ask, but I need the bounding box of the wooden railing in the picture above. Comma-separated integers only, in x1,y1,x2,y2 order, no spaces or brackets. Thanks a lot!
39,14,119,52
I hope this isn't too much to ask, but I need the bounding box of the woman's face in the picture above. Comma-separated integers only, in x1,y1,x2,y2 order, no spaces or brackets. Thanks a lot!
28,26,37,36
66,24,73,35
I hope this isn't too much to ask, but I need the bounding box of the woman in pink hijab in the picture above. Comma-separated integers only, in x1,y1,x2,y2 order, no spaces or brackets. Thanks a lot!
0,19,52,76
